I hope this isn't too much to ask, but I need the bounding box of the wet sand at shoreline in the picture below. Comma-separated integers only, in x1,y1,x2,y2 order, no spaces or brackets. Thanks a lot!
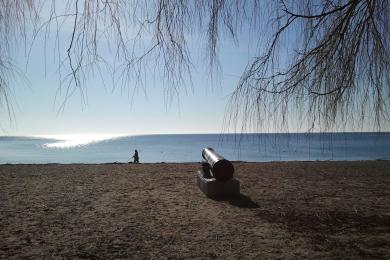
1,161,389,258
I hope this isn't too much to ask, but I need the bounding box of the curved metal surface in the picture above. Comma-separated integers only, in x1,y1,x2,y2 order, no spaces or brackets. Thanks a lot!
202,147,234,181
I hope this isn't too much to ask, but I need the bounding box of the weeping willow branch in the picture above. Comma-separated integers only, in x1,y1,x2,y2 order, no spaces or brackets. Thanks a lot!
0,0,39,124
0,0,389,132
229,0,390,132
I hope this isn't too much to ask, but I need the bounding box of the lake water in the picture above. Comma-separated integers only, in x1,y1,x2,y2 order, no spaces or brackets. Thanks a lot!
0,133,389,164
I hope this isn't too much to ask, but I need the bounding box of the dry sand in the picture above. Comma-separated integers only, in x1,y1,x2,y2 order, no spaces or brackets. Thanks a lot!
0,161,389,259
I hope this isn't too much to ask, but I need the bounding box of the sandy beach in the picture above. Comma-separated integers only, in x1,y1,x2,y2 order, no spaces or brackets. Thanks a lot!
0,161,389,258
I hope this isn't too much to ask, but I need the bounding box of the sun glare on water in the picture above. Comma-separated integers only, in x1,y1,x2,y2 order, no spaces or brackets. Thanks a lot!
38,134,126,149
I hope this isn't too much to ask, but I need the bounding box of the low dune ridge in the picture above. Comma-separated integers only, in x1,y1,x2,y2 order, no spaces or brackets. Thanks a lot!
0,161,389,258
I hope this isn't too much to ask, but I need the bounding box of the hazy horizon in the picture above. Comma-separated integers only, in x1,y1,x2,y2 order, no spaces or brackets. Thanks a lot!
2,129,390,138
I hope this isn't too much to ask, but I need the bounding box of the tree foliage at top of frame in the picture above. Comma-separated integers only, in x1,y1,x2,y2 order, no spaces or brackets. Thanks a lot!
0,0,389,132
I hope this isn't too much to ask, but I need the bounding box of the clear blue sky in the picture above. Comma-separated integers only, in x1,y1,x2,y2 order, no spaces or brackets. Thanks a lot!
1,13,254,137
0,2,385,136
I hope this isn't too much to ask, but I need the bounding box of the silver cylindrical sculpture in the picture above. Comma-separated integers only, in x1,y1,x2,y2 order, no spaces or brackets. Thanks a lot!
202,147,234,181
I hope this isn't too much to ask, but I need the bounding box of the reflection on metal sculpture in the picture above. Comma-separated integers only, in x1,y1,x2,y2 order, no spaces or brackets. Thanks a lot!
202,147,234,182
197,147,240,198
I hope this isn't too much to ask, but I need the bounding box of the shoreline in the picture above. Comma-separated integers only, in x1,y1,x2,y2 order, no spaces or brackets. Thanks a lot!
1,161,389,258
1,159,389,166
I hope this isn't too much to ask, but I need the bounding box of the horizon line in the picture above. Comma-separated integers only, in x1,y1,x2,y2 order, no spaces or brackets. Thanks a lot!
1,130,389,139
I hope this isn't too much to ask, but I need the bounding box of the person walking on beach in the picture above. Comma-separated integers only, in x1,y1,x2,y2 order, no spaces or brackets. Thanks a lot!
132,149,139,163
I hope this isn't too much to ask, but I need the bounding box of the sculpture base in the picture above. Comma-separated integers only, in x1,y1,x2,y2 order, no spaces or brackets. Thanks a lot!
196,169,240,198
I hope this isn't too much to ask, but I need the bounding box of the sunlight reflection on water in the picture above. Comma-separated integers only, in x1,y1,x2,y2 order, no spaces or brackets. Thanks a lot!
1,133,389,163
40,134,125,149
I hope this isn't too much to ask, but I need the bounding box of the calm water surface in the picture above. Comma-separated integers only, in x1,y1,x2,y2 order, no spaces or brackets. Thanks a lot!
0,133,389,164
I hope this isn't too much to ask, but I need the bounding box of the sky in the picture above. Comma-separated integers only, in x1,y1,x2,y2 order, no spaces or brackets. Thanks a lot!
0,1,386,137
1,2,257,137
3,40,247,136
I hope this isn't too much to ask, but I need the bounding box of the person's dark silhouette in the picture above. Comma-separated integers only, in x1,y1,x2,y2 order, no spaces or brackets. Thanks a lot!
132,149,139,163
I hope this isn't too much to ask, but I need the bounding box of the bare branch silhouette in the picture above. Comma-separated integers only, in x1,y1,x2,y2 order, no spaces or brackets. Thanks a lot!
0,0,389,132
229,0,390,131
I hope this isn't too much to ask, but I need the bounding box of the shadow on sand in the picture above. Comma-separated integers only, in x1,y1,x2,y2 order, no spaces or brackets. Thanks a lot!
214,194,259,209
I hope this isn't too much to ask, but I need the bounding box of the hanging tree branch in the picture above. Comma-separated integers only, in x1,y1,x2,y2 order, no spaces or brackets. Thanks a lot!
0,0,389,132
229,0,390,131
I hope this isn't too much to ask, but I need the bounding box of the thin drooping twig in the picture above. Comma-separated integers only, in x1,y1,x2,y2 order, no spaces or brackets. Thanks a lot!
0,0,389,133
228,0,390,132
